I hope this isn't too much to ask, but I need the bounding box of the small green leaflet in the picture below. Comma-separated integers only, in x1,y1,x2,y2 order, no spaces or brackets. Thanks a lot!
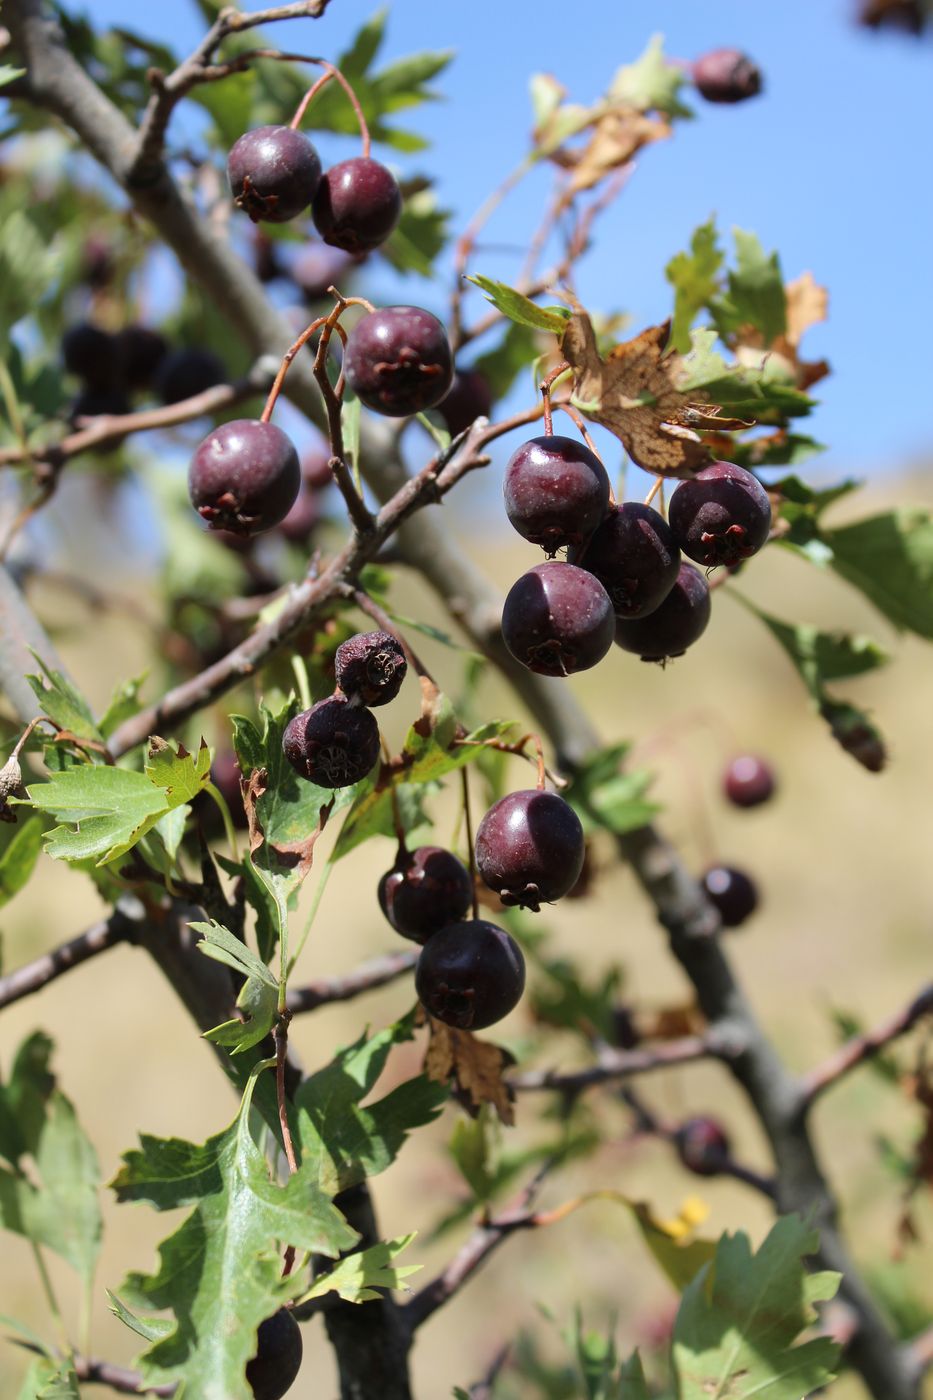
23,737,210,866
563,744,659,837
823,509,933,641
0,814,42,907
473,320,541,400
196,920,279,1055
383,186,450,277
710,228,787,346
467,275,570,334
295,1233,420,1306
26,655,103,746
193,921,277,987
0,1032,101,1292
107,1289,174,1343
678,328,814,420
665,220,723,354
112,1062,356,1400
609,34,694,119
17,1358,80,1400
672,1215,841,1398
0,66,26,88
295,1017,447,1196
98,673,146,740
0,212,62,341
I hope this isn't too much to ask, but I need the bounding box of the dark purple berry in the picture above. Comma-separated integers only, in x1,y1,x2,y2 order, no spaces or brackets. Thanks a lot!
282,695,380,789
378,846,473,943
415,920,525,1030
334,630,407,707
614,562,710,662
669,462,771,567
701,865,759,928
692,49,762,103
575,501,681,618
156,347,227,405
246,1308,303,1400
62,323,119,390
723,755,775,809
344,306,453,417
301,444,333,490
277,485,321,545
312,157,402,253
188,419,301,536
70,387,130,421
860,0,925,32
228,125,322,224
503,435,610,555
475,789,585,911
501,562,615,677
115,326,169,392
437,367,494,437
675,1116,731,1176
291,242,355,301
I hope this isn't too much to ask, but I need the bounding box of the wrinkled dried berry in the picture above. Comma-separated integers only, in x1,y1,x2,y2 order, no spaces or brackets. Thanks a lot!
335,630,407,707
282,694,380,788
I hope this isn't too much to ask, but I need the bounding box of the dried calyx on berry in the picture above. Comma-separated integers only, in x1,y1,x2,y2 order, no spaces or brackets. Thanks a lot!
415,919,526,1030
675,1116,731,1176
335,630,407,707
189,419,301,536
378,845,473,943
614,562,711,663
502,562,615,677
475,789,585,911
668,462,772,568
246,1308,303,1400
228,126,322,224
692,48,762,103
343,305,453,417
282,694,380,789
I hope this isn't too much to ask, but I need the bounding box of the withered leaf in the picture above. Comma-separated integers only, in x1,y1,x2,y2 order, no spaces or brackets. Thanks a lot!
635,1001,706,1041
562,109,670,198
424,1018,516,1126
561,311,711,477
784,271,828,348
243,766,268,857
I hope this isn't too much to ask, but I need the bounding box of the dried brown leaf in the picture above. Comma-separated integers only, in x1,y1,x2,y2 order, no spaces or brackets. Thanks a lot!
424,1017,516,1125
636,1002,706,1041
784,271,828,348
561,311,711,477
243,767,268,856
564,109,670,197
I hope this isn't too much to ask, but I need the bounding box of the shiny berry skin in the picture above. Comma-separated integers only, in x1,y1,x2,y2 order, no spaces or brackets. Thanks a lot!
675,1117,731,1176
246,1308,303,1400
575,501,681,619
504,435,610,555
438,367,494,437
282,695,380,788
312,157,402,252
189,419,301,536
475,789,585,911
692,49,762,103
227,125,322,224
115,326,168,391
62,323,118,389
344,306,453,417
335,630,407,707
378,846,473,943
502,562,615,677
614,562,710,662
415,920,525,1030
669,462,771,567
702,865,759,928
156,347,226,405
723,755,775,809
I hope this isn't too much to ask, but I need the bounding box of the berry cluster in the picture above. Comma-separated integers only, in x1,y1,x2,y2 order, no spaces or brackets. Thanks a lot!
500,433,773,672
62,322,227,424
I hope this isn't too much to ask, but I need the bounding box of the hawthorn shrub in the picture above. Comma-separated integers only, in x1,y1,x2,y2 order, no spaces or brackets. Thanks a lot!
0,5,931,1400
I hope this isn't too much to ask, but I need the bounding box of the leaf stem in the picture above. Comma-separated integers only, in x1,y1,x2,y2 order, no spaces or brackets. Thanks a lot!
289,60,371,157
203,780,240,862
460,768,479,921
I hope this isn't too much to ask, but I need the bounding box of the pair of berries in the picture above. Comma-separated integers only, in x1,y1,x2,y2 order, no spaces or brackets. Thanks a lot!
228,126,402,254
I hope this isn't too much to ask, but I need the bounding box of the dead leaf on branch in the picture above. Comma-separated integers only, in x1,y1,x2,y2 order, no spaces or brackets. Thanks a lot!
424,1017,516,1126
559,109,671,199
784,271,828,348
636,1001,706,1041
560,311,713,477
243,766,268,857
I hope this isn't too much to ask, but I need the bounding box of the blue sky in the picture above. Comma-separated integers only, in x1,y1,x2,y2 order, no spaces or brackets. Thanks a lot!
78,1,933,476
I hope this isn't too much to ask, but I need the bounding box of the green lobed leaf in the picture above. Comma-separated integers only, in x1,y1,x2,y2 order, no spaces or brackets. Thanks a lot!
382,186,450,277
192,920,277,989
747,604,889,697
23,765,170,866
821,509,933,640
710,228,787,345
563,744,659,837
665,219,723,354
609,34,694,118
97,674,146,741
672,1215,841,1399
297,1233,420,1305
113,1064,356,1399
26,656,102,746
294,1017,447,1195
449,1110,496,1203
144,736,211,807
0,815,43,907
202,976,278,1056
678,329,814,420
467,275,570,334
472,320,542,401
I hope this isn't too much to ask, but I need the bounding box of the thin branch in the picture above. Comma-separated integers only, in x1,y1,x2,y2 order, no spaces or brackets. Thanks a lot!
287,948,417,1014
0,911,134,1011
508,1033,723,1096
73,1355,175,1396
466,1343,511,1399
801,984,933,1109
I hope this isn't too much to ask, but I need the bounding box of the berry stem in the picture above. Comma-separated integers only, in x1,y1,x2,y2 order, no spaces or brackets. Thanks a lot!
273,1010,299,1275
260,314,328,422
532,733,547,790
351,587,437,688
289,60,371,158
538,360,571,438
311,300,375,536
554,400,613,504
644,476,663,508
460,767,479,921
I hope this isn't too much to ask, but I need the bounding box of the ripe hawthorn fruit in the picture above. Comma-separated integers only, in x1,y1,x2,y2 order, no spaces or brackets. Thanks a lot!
343,305,453,417
692,48,762,103
334,630,407,707
282,694,380,788
188,419,301,536
312,156,402,252
227,125,322,223
668,461,771,568
156,347,226,405
437,367,494,437
246,1308,303,1400
503,435,610,555
613,562,711,662
62,322,118,390
277,485,321,545
675,1116,731,1176
378,846,473,943
723,754,775,808
415,919,526,1030
702,864,759,927
116,325,169,392
575,501,681,619
475,789,585,911
501,562,615,676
